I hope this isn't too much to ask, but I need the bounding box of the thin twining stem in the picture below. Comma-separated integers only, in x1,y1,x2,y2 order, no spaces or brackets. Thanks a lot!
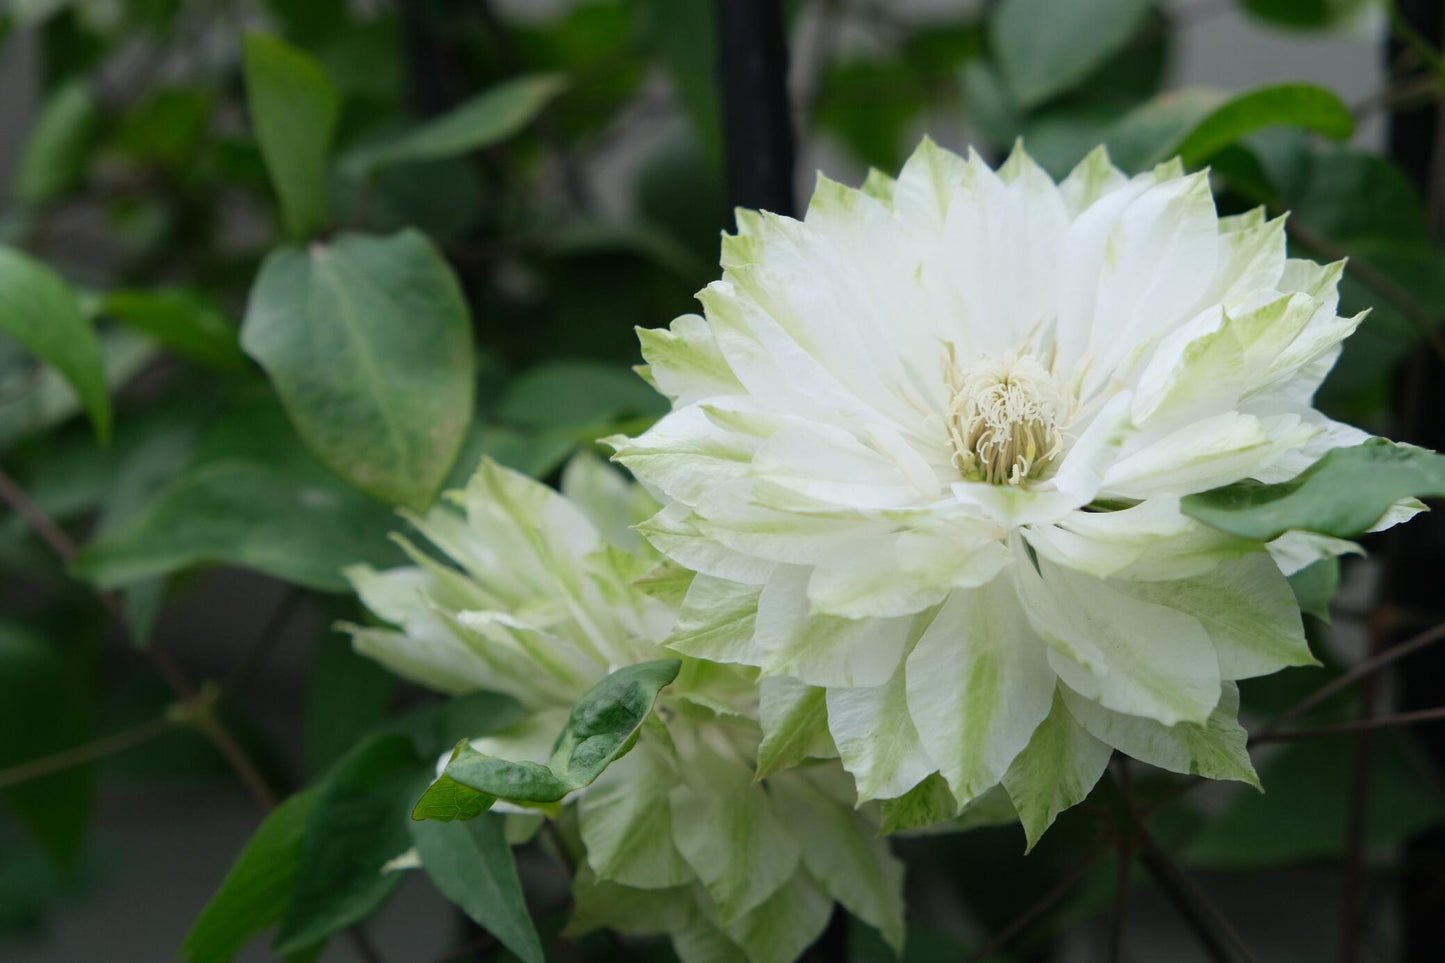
1253,704,1445,744
0,460,278,810
1268,620,1445,735
0,715,183,790
962,843,1112,963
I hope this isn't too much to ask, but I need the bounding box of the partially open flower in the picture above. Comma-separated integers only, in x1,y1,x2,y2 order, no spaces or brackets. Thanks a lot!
341,457,904,961
612,140,1413,844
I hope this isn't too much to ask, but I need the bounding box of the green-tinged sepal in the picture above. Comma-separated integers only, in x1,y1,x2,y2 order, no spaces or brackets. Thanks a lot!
1001,690,1113,852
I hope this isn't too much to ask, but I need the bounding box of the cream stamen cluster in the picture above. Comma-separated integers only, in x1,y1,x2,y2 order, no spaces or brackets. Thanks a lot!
946,350,1065,485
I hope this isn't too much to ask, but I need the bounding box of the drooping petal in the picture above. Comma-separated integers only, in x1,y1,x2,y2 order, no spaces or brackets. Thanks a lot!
1112,553,1315,680
827,670,935,801
905,580,1056,806
756,676,834,778
769,772,906,954
1001,689,1113,850
669,746,801,925
579,744,694,889
1061,681,1259,787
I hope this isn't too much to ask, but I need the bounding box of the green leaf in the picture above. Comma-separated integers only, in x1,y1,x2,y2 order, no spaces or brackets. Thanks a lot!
1288,557,1339,622
1104,87,1225,173
0,246,111,443
13,79,98,205
1240,0,1370,30
181,788,319,963
242,33,339,238
410,815,543,963
241,230,476,511
1186,734,1445,868
1181,440,1445,541
306,632,396,775
0,620,95,874
990,0,1152,108
345,74,566,176
497,359,666,432
413,660,681,819
274,733,429,953
71,406,405,594
1176,83,1354,168
102,289,247,374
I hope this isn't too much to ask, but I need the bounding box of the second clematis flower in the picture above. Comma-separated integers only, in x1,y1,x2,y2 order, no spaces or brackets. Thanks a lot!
611,139,1418,845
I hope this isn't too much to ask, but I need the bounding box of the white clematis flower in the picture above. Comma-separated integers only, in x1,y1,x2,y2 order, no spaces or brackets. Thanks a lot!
612,139,1401,845
341,455,904,962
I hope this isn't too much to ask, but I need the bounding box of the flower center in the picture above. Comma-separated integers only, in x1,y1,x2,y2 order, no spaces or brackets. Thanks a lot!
946,350,1065,486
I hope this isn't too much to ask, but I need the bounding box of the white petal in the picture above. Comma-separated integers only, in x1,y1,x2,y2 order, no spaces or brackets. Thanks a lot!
637,313,744,407
665,574,766,667
905,580,1056,805
1013,554,1222,726
805,526,1011,619
755,565,917,687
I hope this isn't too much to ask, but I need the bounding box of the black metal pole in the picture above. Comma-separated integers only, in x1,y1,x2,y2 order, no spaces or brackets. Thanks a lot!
1384,4,1445,962
714,0,797,220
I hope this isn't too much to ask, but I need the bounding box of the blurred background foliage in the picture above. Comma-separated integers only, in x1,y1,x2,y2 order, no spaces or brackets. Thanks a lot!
0,0,1444,960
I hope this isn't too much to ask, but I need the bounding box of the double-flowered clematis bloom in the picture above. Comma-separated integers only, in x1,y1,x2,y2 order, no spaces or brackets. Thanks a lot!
342,456,904,963
611,139,1417,844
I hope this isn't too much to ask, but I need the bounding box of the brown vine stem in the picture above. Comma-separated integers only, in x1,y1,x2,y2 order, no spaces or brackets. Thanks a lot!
1252,704,1445,744
0,460,278,810
0,460,391,959
0,715,183,790
961,844,1110,963
1268,619,1445,734
1107,760,1134,963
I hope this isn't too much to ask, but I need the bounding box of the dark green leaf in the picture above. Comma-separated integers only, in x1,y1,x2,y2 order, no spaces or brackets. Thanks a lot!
411,815,543,963
1181,440,1445,541
0,620,95,874
71,418,405,592
497,360,665,432
414,660,681,819
181,788,319,962
1187,734,1445,868
990,0,1151,108
345,74,565,176
442,422,576,491
1240,0,1369,30
307,632,396,775
241,230,476,511
0,246,110,443
242,33,339,238
1176,83,1354,168
274,733,428,953
102,289,247,374
13,79,98,205
1104,87,1224,173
